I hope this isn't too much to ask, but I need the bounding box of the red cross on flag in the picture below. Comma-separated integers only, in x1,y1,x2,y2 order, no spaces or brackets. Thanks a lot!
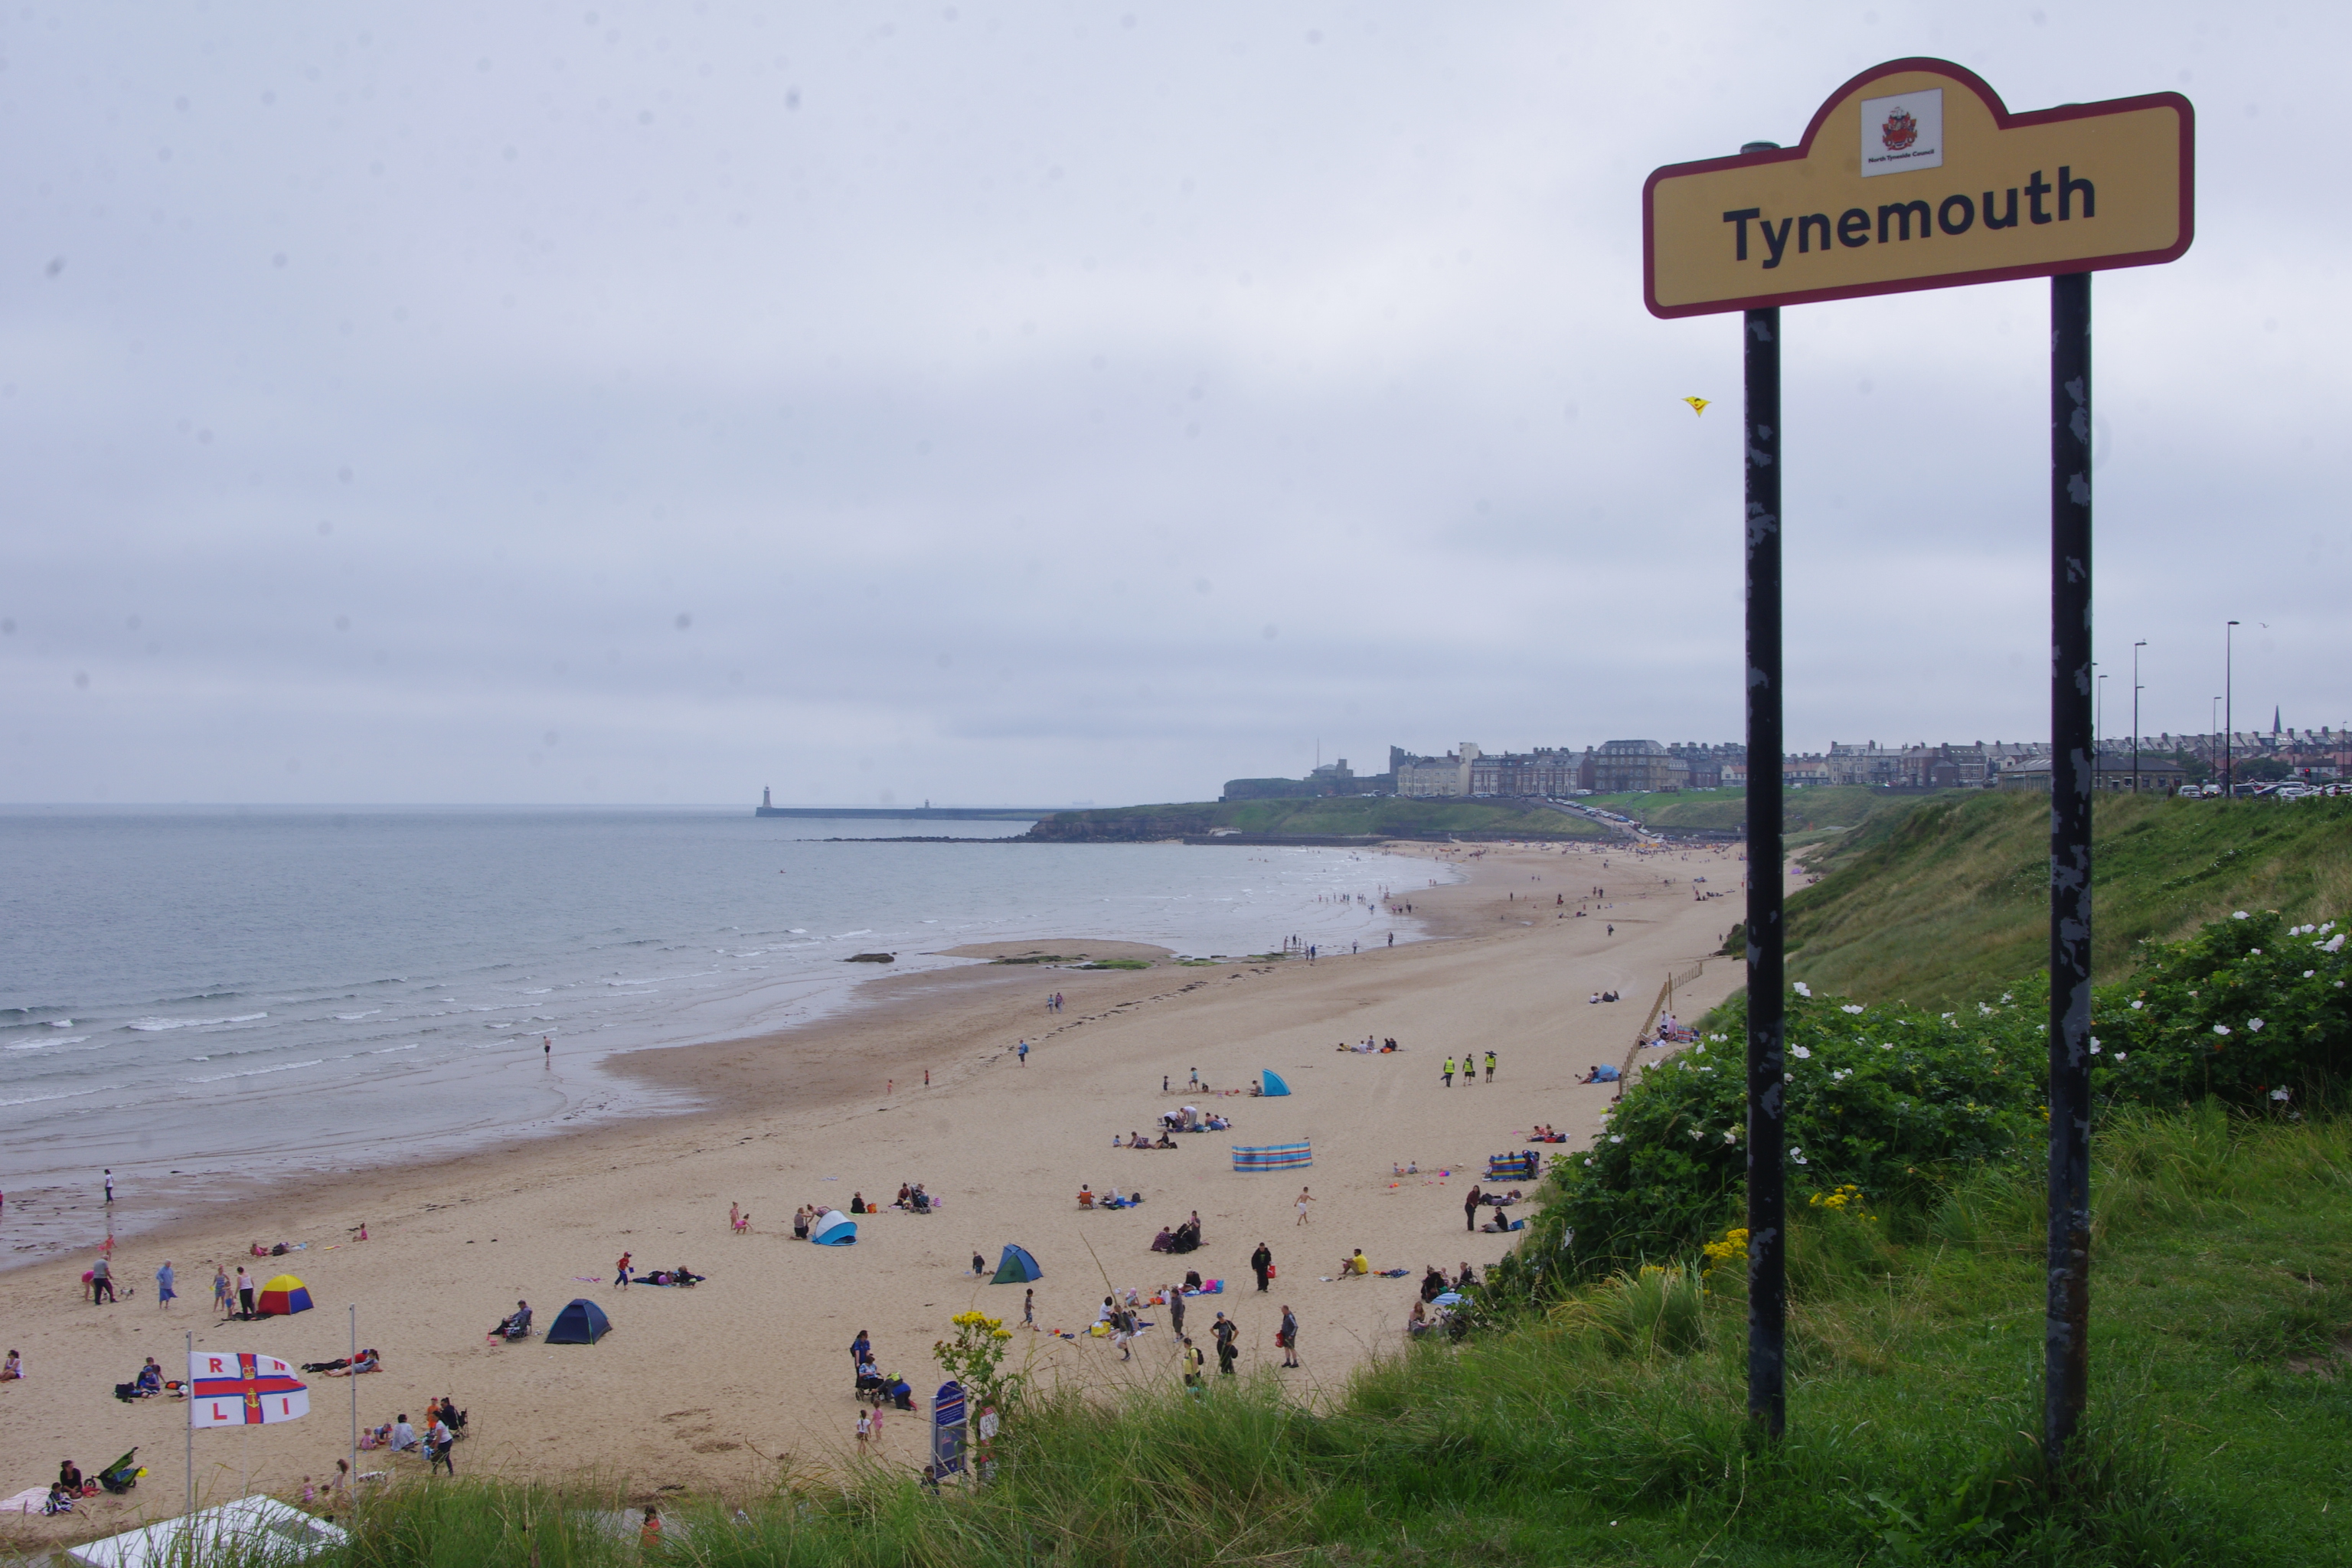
188,1351,309,1428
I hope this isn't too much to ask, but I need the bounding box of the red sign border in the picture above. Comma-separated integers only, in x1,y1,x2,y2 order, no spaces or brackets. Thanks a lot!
1642,57,2195,319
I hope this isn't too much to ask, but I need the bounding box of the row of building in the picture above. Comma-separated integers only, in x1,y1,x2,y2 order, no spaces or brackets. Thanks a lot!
1223,725,2349,802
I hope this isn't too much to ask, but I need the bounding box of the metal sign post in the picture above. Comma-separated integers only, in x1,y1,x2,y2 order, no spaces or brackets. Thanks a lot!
1643,58,2194,1467
1741,250,1788,1441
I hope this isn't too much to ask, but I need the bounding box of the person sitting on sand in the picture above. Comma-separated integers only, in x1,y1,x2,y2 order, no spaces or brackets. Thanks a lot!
390,1416,419,1453
491,1301,531,1340
1420,1266,1449,1302
1150,1226,1175,1253
1155,1130,1178,1148
1077,1186,1095,1209
1,1349,19,1381
1407,1299,1432,1338
1339,1250,1369,1277
895,1184,913,1208
135,1357,163,1396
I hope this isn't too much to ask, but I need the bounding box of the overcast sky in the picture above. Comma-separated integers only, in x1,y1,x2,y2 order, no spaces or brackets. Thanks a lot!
1,3,2339,807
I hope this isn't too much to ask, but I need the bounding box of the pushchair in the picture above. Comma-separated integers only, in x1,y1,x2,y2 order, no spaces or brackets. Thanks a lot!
98,1449,142,1495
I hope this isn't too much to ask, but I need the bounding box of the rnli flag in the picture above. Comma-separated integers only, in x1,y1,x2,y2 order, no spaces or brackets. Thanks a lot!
188,1351,309,1428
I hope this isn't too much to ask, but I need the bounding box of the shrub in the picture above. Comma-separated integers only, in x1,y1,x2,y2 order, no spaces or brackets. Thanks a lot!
2093,909,2351,1108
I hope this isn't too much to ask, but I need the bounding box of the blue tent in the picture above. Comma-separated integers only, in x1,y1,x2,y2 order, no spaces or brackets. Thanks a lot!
810,1209,858,1246
1260,1070,1292,1097
545,1298,611,1344
990,1244,1043,1283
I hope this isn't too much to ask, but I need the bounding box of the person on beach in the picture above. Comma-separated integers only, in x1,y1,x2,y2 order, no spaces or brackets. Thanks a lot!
155,1261,175,1310
1211,1312,1238,1375
1464,1185,1483,1233
850,1329,872,1370
972,1250,986,1276
427,1414,456,1474
390,1415,418,1453
1181,1337,1205,1392
729,1202,740,1234
1442,1057,1455,1087
1018,1040,1029,1066
1024,1288,1035,1330
1279,1306,1300,1368
104,1169,114,1205
1,1350,20,1382
211,1266,230,1315
90,1254,114,1305
855,1408,872,1447
1485,1050,1497,1083
641,1507,662,1547
1251,1242,1273,1292
615,1252,632,1290
1295,1187,1314,1225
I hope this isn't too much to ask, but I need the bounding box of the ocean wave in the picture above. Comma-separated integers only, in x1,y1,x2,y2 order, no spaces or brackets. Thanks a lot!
8,1035,90,1050
333,1011,381,1021
128,1012,269,1031
368,1044,419,1054
0,1085,108,1109
47,1018,77,1027
185,1058,325,1084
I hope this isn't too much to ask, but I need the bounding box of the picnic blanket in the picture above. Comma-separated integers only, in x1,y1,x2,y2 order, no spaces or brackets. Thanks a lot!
2,1488,51,1516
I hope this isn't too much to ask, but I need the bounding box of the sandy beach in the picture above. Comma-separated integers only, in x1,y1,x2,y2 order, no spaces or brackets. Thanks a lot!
0,836,1758,1539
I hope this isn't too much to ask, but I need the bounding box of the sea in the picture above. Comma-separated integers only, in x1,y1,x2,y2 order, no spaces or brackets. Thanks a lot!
0,806,1439,1259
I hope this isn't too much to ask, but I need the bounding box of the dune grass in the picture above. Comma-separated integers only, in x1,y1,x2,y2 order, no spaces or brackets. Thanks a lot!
1777,792,2352,1009
280,1106,2352,1567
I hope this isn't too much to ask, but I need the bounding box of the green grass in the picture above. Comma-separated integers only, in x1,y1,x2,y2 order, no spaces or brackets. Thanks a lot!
263,1106,2352,1567
1775,792,2352,1008
1025,795,1605,841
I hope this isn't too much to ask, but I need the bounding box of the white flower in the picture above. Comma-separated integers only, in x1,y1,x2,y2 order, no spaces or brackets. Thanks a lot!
1694,1044,1706,1054
2001,992,2013,1004
2307,971,2318,979
1793,982,1811,998
2130,999,2144,1010
2271,1087,2292,1102
2233,910,2249,920
2247,1018,2265,1032
1583,1157,1594,1167
1724,1129,1738,1142
1788,1146,1802,1158
2213,1024,2232,1036
1792,1045,1812,1060
2251,948,2262,956
2112,1052,2127,1062
1841,1004,1864,1014
1880,1042,1894,1050
2089,1038,2101,1054
1609,1135,1623,1144
2324,934,2346,953
1793,1154,1808,1165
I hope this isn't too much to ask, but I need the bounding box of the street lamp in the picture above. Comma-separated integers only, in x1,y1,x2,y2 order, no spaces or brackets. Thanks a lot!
2226,621,2240,797
2132,640,2147,795
2096,672,2108,769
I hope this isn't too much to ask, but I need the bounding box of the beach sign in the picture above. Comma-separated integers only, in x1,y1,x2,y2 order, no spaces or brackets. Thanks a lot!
1643,59,2192,317
1641,55,2194,1459
930,1380,968,1477
188,1352,309,1427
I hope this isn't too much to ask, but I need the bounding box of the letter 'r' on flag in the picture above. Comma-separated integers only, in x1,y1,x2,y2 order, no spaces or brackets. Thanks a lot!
188,1351,309,1427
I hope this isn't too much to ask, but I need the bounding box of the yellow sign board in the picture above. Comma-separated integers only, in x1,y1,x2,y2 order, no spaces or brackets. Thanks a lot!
1644,59,2192,318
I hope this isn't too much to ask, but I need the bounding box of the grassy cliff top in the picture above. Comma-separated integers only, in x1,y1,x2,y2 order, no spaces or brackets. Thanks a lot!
1780,790,2352,1007
1024,795,1607,841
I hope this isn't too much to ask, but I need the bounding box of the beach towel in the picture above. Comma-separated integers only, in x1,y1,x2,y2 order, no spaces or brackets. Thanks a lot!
2,1488,50,1516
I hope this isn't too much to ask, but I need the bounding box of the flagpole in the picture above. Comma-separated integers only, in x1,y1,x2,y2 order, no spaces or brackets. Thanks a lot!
348,1305,358,1494
185,1329,194,1520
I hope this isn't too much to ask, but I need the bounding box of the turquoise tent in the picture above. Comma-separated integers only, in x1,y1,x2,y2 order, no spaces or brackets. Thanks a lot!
1261,1070,1292,1097
990,1245,1043,1283
810,1209,858,1246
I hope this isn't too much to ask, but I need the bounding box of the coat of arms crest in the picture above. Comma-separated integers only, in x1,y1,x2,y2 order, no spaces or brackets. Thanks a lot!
1880,108,1919,152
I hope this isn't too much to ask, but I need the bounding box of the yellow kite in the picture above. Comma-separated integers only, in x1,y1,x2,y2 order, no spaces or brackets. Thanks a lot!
1683,397,1710,416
